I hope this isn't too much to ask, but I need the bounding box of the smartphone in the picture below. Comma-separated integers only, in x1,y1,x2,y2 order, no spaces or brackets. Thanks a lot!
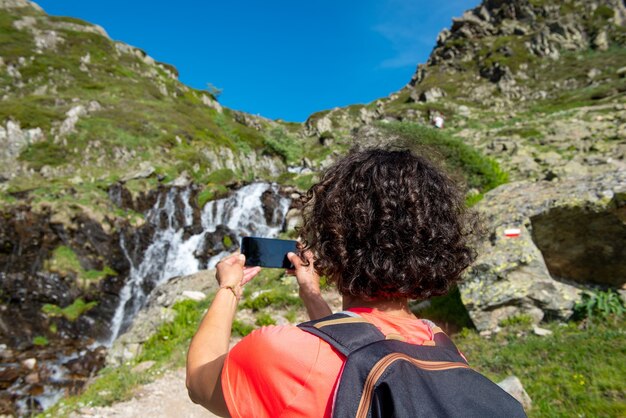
241,237,297,269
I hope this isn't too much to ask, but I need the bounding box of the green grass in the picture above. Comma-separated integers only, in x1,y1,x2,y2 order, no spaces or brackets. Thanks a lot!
138,298,212,366
240,269,302,311
19,140,71,170
456,317,626,417
196,184,229,208
40,365,154,418
241,288,302,311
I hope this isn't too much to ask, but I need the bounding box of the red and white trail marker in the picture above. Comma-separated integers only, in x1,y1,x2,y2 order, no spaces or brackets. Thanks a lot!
504,228,521,238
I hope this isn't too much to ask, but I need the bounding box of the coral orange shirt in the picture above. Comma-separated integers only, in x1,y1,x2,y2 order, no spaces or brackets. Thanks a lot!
221,308,433,418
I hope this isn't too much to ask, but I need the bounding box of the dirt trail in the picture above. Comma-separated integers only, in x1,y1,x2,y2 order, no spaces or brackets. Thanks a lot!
71,368,218,418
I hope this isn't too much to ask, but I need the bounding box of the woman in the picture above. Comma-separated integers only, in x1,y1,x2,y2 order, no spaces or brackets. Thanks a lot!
186,148,476,417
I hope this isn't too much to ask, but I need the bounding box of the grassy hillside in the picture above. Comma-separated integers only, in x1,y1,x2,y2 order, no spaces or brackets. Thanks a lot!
0,2,330,219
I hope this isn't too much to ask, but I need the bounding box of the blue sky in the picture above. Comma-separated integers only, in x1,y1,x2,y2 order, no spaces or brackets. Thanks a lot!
35,0,479,122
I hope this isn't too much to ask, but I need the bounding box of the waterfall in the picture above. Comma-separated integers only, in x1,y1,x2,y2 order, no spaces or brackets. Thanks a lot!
106,182,290,344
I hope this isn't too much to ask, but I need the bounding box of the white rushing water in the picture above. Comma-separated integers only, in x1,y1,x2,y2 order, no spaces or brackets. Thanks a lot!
106,182,290,344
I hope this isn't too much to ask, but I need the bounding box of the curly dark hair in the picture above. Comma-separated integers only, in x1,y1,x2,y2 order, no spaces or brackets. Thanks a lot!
299,148,477,300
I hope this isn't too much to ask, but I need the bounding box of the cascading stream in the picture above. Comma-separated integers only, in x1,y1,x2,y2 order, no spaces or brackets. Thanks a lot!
106,182,290,344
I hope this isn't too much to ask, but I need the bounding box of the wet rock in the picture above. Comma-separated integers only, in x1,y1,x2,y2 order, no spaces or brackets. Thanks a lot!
22,358,36,370
285,208,303,232
0,365,20,389
108,183,135,210
261,189,284,226
64,346,106,378
461,171,626,330
24,372,40,384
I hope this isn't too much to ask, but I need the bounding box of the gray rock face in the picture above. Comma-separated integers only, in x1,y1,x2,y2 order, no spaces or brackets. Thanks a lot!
0,0,41,10
0,121,44,180
461,171,626,330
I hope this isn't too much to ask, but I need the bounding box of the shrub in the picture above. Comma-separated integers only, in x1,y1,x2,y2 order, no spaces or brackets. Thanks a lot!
33,336,49,346
263,128,301,164
255,312,276,327
500,314,534,328
232,319,254,337
573,290,625,320
379,122,509,193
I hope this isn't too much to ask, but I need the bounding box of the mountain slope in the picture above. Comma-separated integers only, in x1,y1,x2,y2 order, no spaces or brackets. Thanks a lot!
303,0,626,181
0,0,327,209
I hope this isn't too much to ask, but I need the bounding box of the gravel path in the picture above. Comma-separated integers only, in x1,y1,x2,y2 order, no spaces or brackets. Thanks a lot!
71,368,218,418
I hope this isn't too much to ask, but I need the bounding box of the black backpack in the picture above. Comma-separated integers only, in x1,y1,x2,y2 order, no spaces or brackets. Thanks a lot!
298,312,527,418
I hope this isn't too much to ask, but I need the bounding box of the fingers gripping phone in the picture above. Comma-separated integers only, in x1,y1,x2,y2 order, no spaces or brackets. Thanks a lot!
241,237,297,269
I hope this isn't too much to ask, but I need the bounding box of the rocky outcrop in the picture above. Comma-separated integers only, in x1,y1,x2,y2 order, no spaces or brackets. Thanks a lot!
107,270,217,365
461,170,626,330
408,0,625,103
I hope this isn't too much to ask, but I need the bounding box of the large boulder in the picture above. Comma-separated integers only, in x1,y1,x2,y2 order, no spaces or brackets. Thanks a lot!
461,171,626,330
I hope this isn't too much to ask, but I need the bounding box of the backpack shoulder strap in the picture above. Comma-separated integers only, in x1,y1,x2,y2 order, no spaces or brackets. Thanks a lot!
298,312,385,356
421,318,461,352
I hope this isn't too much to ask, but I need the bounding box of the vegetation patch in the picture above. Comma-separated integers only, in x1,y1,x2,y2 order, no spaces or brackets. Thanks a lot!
45,246,83,277
33,336,49,347
455,318,626,417
255,312,276,327
379,122,509,194
573,289,625,321
19,140,70,170
42,298,98,321
232,319,254,337
263,127,302,164
205,168,235,185
45,245,116,284
196,184,229,208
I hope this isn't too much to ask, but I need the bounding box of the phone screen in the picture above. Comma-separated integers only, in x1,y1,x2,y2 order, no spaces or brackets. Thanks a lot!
241,237,297,269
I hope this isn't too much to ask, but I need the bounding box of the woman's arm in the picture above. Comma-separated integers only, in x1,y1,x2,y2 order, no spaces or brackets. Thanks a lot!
186,253,260,416
288,251,332,320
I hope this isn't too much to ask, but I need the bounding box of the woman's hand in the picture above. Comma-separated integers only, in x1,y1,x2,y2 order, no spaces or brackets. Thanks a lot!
287,251,332,320
216,253,261,297
287,250,320,295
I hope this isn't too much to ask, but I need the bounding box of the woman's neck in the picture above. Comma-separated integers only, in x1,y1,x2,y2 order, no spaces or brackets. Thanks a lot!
342,296,415,319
